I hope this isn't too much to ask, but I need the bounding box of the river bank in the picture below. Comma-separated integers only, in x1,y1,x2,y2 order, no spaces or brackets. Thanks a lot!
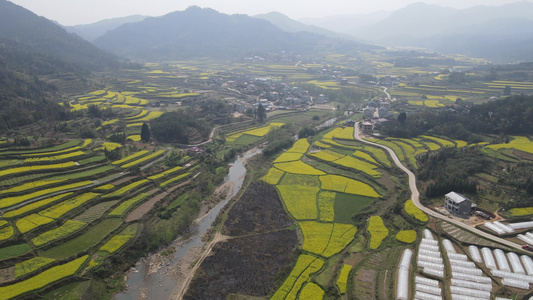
114,148,262,300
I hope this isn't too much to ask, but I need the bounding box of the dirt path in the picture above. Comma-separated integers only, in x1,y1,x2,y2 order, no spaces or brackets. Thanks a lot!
353,123,523,251
171,232,229,300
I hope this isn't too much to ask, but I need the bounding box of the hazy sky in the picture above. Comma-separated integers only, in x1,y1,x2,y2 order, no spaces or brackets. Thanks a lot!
9,0,532,26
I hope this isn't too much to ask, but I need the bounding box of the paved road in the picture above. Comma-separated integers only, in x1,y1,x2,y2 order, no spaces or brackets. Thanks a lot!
353,124,523,251
381,86,391,101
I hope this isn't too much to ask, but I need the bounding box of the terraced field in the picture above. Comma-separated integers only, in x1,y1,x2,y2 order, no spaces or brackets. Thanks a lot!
262,132,400,299
0,139,196,298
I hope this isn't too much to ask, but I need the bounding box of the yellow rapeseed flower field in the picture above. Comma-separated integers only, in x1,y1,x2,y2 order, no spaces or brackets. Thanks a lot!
261,168,285,185
368,216,389,249
319,175,381,198
317,191,336,222
0,255,88,299
299,282,325,300
271,254,324,300
287,139,310,153
404,199,428,223
277,185,319,220
274,161,326,175
485,136,533,155
396,230,417,244
336,264,353,294
99,235,132,254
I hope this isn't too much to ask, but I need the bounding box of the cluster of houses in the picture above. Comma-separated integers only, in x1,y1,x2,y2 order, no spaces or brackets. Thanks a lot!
360,99,394,134
210,73,323,113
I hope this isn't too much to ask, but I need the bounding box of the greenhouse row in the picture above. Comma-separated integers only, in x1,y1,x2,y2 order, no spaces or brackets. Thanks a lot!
396,249,412,300
423,229,434,240
484,222,510,235
417,237,444,279
468,245,482,263
509,221,533,230
451,278,492,292
414,290,441,300
450,286,490,299
444,238,493,298
494,249,511,272
517,233,533,245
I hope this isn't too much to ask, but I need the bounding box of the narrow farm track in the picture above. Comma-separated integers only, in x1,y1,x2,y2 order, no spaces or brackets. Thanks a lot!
353,123,523,251
174,232,229,300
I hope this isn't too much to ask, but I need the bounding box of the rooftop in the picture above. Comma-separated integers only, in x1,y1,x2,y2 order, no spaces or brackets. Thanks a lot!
445,192,470,204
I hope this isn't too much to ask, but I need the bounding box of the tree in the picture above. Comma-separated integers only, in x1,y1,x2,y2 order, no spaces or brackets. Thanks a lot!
397,112,407,124
141,123,150,143
504,85,511,96
257,104,266,123
298,126,314,138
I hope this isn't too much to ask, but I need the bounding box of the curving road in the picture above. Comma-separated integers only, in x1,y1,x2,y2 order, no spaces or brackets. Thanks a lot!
381,86,392,101
353,124,523,251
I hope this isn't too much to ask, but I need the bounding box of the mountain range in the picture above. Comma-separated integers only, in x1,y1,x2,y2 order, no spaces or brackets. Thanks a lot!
93,6,369,61
64,15,148,42
342,2,533,62
0,0,119,71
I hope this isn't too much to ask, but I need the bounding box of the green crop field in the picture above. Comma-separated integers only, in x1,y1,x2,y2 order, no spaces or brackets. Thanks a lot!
41,219,122,260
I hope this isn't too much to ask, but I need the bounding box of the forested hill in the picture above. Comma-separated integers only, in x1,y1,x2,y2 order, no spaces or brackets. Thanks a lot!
94,6,366,60
384,95,533,141
0,0,126,133
0,39,71,133
0,0,120,71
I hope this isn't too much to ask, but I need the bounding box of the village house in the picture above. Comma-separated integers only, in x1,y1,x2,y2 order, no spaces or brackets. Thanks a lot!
444,192,473,218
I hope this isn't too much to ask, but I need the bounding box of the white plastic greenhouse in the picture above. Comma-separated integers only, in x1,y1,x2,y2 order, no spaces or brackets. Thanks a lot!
418,260,444,270
517,234,533,245
447,253,468,261
415,276,439,287
491,269,533,283
481,247,497,270
468,245,483,263
494,298,512,300
414,291,442,300
450,265,482,275
509,221,533,230
493,221,515,233
451,272,492,284
418,249,441,257
493,249,511,272
415,283,441,296
423,229,434,240
423,268,444,278
449,259,475,268
450,286,491,299
450,278,492,292
442,239,456,253
419,243,440,252
417,254,443,264
501,278,530,289
484,223,506,235
521,255,533,276
396,249,412,300
507,252,526,274
526,232,533,239
451,294,486,300
420,239,439,246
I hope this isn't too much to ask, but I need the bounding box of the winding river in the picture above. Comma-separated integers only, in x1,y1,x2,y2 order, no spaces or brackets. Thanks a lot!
114,148,262,300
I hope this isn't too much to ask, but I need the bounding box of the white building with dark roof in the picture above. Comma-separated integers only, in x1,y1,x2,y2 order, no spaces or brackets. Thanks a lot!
445,192,472,217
